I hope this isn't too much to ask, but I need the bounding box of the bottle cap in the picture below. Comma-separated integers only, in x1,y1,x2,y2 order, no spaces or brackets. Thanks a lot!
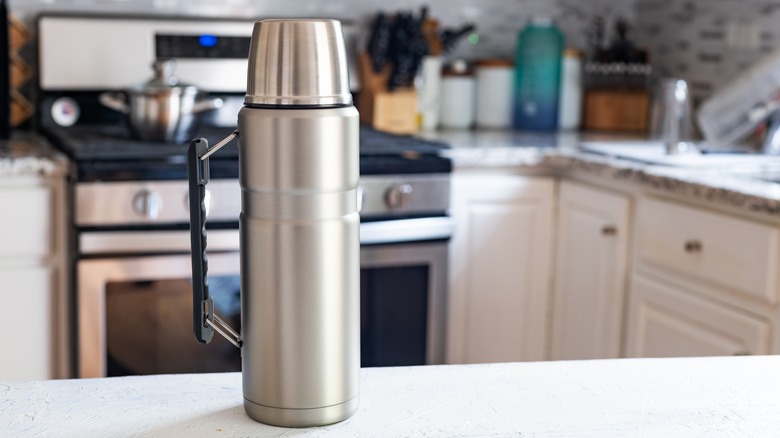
530,16,555,26
245,19,352,107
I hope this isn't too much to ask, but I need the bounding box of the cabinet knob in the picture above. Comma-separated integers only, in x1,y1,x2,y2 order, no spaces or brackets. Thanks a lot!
684,240,703,253
601,225,617,236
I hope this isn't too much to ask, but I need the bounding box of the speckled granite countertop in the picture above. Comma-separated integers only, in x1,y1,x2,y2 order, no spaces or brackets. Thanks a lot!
421,129,780,217
0,133,69,177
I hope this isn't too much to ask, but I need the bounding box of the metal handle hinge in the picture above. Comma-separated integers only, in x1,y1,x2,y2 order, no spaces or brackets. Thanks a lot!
200,130,239,161
203,299,242,348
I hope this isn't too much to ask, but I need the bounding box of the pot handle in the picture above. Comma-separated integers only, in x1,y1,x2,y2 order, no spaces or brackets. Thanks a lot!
191,97,224,114
98,92,130,114
188,132,241,347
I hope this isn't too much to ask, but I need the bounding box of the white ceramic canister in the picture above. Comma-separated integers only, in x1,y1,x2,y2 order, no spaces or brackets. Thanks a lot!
557,48,583,131
417,55,443,131
440,60,475,129
475,59,514,129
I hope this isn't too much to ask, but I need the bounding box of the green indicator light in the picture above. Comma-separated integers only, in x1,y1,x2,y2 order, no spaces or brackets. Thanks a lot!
468,33,479,44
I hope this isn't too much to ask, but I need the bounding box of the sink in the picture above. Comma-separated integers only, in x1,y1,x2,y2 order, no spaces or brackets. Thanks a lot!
580,141,780,169
719,168,780,184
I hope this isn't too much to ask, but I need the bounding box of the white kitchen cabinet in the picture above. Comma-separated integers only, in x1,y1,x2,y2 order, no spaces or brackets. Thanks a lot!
0,267,55,379
550,181,630,360
627,196,780,359
0,186,52,257
635,197,779,306
448,173,555,364
0,176,68,379
625,273,771,358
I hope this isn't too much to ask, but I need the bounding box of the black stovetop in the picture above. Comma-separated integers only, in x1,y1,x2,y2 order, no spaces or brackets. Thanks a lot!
43,124,451,181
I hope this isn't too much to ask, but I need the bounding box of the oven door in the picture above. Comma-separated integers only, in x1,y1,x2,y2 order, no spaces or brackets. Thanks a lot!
360,240,448,367
78,252,241,378
77,217,452,377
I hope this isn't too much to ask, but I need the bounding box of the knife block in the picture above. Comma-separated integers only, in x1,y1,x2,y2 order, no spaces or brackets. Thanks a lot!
357,53,418,134
583,89,650,132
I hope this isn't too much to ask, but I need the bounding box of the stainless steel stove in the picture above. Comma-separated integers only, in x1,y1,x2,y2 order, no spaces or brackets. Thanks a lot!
39,15,453,377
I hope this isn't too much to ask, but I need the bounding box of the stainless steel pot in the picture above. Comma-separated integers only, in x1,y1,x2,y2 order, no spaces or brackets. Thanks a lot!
99,59,223,143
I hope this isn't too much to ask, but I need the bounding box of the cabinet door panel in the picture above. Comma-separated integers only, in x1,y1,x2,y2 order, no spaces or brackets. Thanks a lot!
626,274,770,358
0,267,54,379
0,186,52,258
551,181,630,360
636,197,779,305
449,175,554,364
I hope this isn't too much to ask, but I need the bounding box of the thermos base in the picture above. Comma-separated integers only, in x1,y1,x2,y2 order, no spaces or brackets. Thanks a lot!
243,396,359,428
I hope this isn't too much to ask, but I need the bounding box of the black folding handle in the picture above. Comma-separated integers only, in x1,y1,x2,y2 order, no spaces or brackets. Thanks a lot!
188,138,214,344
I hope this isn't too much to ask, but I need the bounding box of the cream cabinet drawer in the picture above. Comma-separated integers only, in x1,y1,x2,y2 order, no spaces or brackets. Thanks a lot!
636,198,779,304
0,186,52,258
626,273,771,358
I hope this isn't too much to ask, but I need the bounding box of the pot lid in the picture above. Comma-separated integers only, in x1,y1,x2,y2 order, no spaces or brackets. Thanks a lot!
133,59,197,92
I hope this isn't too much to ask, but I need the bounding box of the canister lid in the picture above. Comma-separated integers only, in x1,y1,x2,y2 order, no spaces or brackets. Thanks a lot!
245,19,352,107
474,58,514,68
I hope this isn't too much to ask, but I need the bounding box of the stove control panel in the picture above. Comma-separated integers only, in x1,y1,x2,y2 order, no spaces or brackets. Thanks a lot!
75,174,450,227
76,180,239,227
361,175,450,219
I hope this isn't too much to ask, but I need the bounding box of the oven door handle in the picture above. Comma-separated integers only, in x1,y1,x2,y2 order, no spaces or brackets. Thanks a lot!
188,134,242,348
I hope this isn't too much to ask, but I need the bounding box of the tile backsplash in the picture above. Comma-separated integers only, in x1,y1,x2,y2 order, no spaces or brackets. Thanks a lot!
9,0,635,61
9,0,780,101
635,0,780,100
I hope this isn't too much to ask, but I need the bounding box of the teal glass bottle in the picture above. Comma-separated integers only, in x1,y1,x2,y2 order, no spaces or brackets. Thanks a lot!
513,18,564,131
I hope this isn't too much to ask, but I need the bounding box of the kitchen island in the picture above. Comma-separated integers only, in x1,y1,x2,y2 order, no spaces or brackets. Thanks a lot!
3,356,780,437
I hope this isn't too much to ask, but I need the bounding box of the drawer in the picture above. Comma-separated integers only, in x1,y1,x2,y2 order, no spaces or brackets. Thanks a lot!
636,197,779,305
0,186,52,258
626,273,771,358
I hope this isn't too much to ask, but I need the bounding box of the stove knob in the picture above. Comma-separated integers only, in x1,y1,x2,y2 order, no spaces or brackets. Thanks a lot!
132,189,163,220
384,183,413,210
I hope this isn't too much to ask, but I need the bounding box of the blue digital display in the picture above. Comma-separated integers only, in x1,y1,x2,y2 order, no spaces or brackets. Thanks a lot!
199,34,218,48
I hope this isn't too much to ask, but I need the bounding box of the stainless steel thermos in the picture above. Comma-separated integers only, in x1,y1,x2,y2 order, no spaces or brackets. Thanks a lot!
187,19,360,427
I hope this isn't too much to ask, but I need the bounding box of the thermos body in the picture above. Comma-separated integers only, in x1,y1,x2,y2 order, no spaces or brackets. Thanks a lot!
238,105,360,426
188,18,359,428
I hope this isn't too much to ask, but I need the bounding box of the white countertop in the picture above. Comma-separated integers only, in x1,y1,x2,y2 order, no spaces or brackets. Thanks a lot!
4,356,780,437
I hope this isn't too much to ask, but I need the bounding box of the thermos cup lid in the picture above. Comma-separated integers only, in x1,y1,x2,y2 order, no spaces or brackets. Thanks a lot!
245,19,352,107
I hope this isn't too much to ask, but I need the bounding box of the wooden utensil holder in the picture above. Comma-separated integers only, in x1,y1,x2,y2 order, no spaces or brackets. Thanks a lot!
583,88,650,133
357,52,418,134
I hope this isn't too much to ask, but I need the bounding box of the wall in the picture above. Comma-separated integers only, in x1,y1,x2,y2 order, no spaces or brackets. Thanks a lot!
636,0,780,100
11,1,780,101
10,0,636,61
